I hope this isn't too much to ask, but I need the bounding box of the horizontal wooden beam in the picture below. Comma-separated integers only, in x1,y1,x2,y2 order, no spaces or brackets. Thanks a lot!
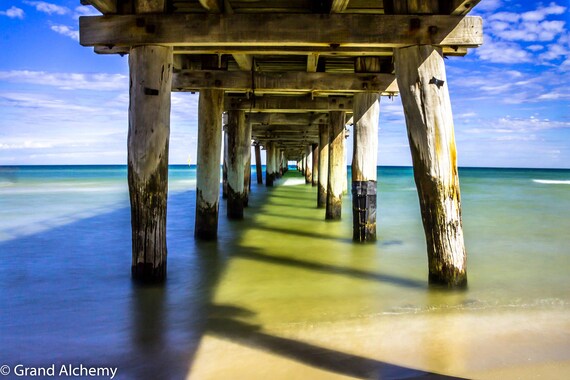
198,0,223,13
330,0,350,13
172,70,396,94
226,95,353,112
248,113,328,125
447,0,481,15
94,45,469,57
80,0,116,14
80,14,482,48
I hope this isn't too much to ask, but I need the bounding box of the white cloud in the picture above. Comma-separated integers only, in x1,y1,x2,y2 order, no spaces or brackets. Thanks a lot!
50,24,79,41
0,70,127,91
23,1,69,15
0,6,25,19
527,44,545,51
521,2,566,22
476,39,533,63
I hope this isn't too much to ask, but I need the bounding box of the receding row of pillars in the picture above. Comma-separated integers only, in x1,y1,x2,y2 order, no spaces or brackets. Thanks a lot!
127,43,467,288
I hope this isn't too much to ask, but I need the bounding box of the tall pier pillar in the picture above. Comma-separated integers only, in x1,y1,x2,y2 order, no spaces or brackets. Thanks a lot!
394,45,467,288
128,45,173,282
326,111,346,220
226,110,247,219
195,89,224,240
222,124,228,199
254,143,263,184
317,123,329,208
266,142,275,187
312,143,319,187
352,92,380,242
243,121,252,207
305,145,313,184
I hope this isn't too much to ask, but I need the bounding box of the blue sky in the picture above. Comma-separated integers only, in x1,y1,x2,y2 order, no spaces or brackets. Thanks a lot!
0,0,568,168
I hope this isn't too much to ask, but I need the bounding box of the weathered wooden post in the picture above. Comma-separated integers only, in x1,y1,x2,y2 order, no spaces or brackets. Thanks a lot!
352,93,380,242
243,121,252,206
226,110,247,219
266,142,275,187
394,45,467,288
254,143,263,184
195,89,224,240
312,143,319,187
128,45,173,282
222,125,228,199
317,123,329,208
305,145,313,184
342,131,348,195
326,111,346,220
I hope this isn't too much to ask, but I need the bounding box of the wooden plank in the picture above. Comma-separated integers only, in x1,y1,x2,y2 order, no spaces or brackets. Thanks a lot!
394,45,467,287
79,14,483,48
226,95,353,112
307,53,319,72
330,0,351,13
248,113,328,125
172,70,395,94
80,0,117,14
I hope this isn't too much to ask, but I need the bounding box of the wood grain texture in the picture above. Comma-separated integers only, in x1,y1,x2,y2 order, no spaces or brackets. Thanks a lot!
226,110,247,219
80,14,483,48
172,71,395,94
394,45,467,287
195,89,224,240
128,45,172,281
317,123,329,208
326,111,346,220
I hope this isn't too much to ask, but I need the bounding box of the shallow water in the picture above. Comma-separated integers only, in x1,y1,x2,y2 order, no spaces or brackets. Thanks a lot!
0,165,569,379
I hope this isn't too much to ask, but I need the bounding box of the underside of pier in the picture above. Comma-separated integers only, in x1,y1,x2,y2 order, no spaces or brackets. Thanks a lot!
80,0,482,287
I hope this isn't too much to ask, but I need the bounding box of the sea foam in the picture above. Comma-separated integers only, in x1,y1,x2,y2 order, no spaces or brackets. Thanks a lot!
532,179,570,185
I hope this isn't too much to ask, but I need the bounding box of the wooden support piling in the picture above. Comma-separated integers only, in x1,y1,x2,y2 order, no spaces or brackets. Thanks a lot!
266,142,275,187
222,125,228,199
317,123,329,208
226,110,247,219
352,92,380,242
254,143,263,184
394,45,467,288
312,143,319,187
305,145,313,184
326,111,346,220
128,45,173,282
243,122,252,206
195,89,224,240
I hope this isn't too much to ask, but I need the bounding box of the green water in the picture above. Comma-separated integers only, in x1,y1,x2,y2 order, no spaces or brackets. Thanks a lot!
1,166,569,378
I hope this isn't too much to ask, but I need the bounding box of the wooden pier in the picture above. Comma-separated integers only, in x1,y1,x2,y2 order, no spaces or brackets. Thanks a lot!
80,0,482,287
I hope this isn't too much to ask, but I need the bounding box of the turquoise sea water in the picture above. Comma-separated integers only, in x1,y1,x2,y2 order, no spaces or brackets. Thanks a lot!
0,165,569,378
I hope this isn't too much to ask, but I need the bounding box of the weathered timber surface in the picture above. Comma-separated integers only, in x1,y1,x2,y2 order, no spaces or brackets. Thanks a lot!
326,111,346,220
317,124,329,208
248,113,328,126
226,95,353,113
135,0,165,14
80,14,483,48
394,45,467,288
352,92,380,242
266,142,275,187
305,145,313,184
243,122,252,206
222,127,228,199
172,71,396,94
128,45,172,282
196,89,224,240
226,110,246,219
312,143,319,187
80,0,116,14
254,143,263,184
